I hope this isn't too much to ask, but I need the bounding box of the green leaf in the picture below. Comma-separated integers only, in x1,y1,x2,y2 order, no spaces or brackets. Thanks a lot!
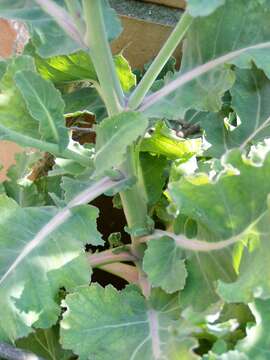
0,0,122,58
14,70,69,150
0,0,81,58
0,194,102,342
16,326,72,360
140,122,202,160
169,149,270,240
236,299,270,360
60,284,199,360
143,236,187,293
95,112,148,176
186,0,225,17
0,56,39,140
145,0,270,119
33,49,98,84
114,54,136,92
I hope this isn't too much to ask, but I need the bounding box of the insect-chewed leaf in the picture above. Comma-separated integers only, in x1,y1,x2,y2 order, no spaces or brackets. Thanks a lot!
143,236,187,294
196,67,270,157
0,194,102,342
60,284,199,360
94,112,148,176
15,70,69,150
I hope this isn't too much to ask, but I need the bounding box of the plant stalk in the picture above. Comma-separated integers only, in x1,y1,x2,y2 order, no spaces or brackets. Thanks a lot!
88,246,137,267
98,263,139,284
82,0,124,115
0,125,90,166
128,12,193,110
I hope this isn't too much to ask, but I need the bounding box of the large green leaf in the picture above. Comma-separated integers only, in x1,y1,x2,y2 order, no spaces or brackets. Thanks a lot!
143,236,187,294
186,0,225,17
60,285,199,360
145,0,270,119
169,149,270,240
15,70,69,150
94,112,148,176
0,194,102,342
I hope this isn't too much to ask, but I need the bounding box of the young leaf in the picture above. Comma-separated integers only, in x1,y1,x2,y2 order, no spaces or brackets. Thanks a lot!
60,284,199,360
144,0,270,119
143,236,187,294
94,112,148,176
140,122,202,160
0,195,102,342
15,70,69,150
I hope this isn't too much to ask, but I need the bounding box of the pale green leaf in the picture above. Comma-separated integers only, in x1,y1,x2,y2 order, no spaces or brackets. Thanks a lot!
186,0,225,17
169,150,270,240
15,70,69,150
143,236,187,293
95,112,148,176
60,285,199,360
114,54,136,92
0,194,102,342
3,151,45,207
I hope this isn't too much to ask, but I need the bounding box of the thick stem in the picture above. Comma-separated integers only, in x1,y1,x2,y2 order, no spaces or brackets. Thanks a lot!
82,0,124,115
88,246,137,267
98,263,139,284
0,342,45,360
128,12,193,110
119,147,149,253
